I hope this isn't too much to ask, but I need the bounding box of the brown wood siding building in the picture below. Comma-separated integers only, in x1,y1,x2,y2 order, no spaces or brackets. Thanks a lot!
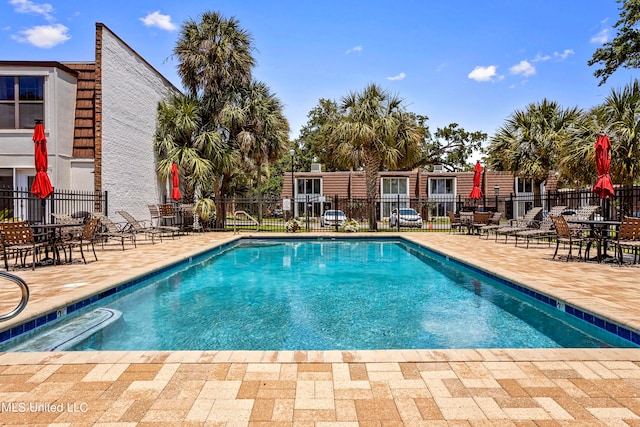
65,63,96,159
283,170,518,199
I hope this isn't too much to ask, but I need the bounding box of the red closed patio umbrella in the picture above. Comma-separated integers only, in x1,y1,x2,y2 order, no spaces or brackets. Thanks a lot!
31,121,53,200
469,161,483,199
171,162,182,201
593,134,614,199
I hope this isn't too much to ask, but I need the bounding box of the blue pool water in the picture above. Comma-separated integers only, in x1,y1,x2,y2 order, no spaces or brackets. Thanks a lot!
8,238,637,351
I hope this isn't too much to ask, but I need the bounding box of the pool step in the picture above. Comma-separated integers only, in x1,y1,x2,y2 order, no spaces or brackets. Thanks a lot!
9,308,122,352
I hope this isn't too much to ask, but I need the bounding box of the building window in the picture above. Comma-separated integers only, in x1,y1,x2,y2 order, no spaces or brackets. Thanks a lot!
295,178,321,217
428,177,456,217
0,76,44,129
516,177,533,194
381,177,409,217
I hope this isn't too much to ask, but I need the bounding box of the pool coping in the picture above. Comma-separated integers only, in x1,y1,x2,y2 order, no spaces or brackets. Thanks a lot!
1,234,638,349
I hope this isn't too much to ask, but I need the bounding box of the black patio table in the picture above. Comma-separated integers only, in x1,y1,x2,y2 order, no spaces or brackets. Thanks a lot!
31,222,85,265
566,219,621,263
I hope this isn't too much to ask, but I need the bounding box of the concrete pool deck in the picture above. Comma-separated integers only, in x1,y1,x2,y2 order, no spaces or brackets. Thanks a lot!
1,231,640,425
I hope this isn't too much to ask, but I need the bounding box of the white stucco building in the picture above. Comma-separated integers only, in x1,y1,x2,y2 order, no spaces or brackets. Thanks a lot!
0,23,179,222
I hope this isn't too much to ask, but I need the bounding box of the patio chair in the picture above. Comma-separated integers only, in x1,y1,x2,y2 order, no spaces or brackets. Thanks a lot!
494,207,543,243
0,221,50,270
147,204,180,237
470,211,491,235
116,210,164,244
447,211,462,233
57,218,100,264
550,215,589,261
93,212,136,250
610,218,640,265
478,211,503,239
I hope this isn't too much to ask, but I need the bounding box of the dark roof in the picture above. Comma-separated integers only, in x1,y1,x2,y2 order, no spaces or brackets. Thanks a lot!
0,61,78,76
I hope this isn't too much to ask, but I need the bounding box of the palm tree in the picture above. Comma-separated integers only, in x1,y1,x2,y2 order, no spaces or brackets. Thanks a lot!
154,93,239,208
221,80,290,220
487,99,582,188
325,84,423,230
171,11,256,228
600,79,640,185
225,81,289,193
174,11,255,104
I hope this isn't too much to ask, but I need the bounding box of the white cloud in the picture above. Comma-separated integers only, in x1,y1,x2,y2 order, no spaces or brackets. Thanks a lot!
468,65,498,82
140,11,177,31
590,28,610,44
11,24,69,48
9,0,53,20
345,45,362,54
532,53,551,62
554,49,574,60
509,60,536,77
387,72,406,81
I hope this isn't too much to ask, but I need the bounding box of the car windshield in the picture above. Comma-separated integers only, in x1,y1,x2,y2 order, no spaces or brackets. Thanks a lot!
399,209,418,215
326,210,345,217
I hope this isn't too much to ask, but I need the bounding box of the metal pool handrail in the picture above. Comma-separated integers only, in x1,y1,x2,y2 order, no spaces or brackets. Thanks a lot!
233,211,260,233
0,271,29,322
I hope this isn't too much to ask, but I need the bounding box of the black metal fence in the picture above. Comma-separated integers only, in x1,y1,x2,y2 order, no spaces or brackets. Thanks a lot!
2,184,639,232
215,185,640,233
0,187,107,224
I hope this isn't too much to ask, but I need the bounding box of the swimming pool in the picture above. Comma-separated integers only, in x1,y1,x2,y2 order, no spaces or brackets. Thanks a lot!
3,237,637,351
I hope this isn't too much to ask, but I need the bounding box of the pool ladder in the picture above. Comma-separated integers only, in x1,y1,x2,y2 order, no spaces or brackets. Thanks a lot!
0,271,29,322
233,211,260,233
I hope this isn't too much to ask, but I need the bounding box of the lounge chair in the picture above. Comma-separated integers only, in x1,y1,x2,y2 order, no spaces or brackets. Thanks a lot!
478,212,503,239
512,206,568,248
550,215,590,261
610,218,640,265
494,207,543,243
116,210,165,244
93,212,136,250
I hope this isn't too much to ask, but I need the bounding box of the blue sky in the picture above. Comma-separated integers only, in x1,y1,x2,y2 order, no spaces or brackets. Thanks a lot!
1,0,637,147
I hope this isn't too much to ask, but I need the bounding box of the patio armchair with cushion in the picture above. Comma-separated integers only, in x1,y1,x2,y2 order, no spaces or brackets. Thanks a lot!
610,217,640,265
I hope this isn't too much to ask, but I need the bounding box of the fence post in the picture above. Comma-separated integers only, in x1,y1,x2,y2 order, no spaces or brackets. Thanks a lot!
334,194,339,231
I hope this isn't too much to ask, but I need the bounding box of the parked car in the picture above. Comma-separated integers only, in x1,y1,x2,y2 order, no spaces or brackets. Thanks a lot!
321,210,347,227
390,208,423,228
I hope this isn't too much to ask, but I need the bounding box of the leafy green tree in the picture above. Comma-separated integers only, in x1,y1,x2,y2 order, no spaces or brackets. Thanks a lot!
417,119,487,171
323,83,423,230
588,0,640,85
